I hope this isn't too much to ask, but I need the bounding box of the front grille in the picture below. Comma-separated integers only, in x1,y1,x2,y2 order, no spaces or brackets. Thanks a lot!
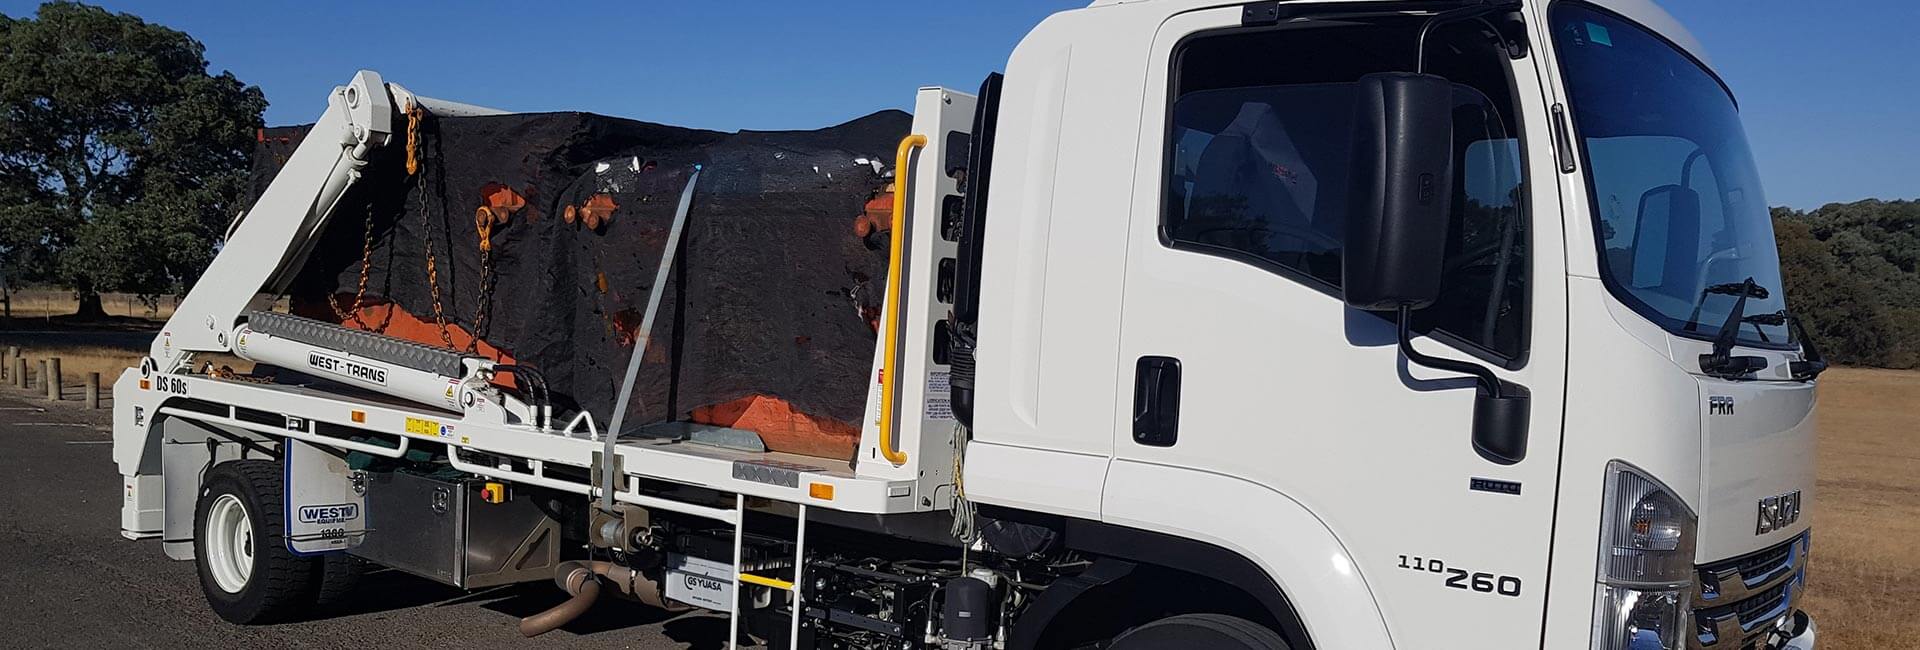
1691,532,1807,649
1732,543,1792,579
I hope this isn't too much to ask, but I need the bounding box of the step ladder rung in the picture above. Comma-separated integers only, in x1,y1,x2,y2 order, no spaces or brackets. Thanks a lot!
738,573,795,591
727,494,808,649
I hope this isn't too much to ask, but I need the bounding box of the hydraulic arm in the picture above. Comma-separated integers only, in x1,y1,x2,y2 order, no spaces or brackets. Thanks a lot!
151,71,503,373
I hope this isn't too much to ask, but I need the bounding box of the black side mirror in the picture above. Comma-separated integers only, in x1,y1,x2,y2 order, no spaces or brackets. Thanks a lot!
1630,184,1701,294
1343,72,1456,311
1344,72,1530,465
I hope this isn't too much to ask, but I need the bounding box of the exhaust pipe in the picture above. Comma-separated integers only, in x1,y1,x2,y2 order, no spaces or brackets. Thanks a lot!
518,560,690,637
518,567,602,637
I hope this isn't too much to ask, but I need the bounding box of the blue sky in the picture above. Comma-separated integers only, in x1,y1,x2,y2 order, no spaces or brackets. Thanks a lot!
3,0,1912,208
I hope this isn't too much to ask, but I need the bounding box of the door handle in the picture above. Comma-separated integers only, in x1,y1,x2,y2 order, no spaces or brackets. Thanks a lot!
1133,356,1182,447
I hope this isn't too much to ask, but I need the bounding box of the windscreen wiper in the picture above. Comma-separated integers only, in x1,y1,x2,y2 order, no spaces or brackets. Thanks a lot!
1683,280,1771,333
1698,277,1769,379
1785,311,1829,381
1740,310,1787,344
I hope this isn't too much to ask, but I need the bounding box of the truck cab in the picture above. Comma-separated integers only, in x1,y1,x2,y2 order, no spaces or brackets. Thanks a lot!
954,0,1815,648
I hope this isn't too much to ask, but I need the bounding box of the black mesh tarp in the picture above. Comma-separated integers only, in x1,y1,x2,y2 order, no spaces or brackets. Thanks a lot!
270,109,908,441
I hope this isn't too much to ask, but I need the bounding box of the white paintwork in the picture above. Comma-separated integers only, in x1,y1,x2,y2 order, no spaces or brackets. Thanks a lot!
1786,617,1818,650
855,87,975,510
111,2,1819,647
965,1,1808,649
1518,1,1817,645
1104,460,1394,648
283,440,366,554
1105,4,1567,646
231,323,469,415
1695,378,1816,560
117,371,918,517
203,493,253,593
1078,0,1712,69
961,441,1108,521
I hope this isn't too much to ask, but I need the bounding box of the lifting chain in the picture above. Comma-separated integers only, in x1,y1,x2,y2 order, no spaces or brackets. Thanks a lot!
326,202,393,333
406,101,424,176
469,213,495,355
410,103,458,350
206,363,273,384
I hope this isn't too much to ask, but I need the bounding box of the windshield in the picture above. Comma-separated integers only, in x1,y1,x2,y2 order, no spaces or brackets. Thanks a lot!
1553,3,1791,348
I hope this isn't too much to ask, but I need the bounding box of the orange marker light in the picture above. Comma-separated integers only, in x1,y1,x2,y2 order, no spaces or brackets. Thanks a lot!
350,410,366,423
139,379,151,390
808,482,835,501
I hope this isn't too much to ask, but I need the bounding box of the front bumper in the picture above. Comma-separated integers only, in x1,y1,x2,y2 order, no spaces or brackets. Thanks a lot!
1780,610,1816,650
1693,532,1809,648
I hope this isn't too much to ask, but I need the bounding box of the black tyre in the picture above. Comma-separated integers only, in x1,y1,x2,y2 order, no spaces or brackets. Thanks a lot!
313,554,366,607
1109,613,1292,650
194,460,320,623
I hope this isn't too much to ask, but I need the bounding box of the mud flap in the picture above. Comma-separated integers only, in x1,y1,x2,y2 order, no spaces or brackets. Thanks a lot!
283,438,366,555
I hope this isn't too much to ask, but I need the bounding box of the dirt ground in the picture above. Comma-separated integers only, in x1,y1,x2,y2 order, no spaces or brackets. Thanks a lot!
0,325,1910,647
1799,367,1920,649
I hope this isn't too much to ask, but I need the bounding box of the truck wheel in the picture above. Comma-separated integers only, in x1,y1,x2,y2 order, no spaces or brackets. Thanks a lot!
313,554,366,607
194,460,319,623
1109,613,1292,650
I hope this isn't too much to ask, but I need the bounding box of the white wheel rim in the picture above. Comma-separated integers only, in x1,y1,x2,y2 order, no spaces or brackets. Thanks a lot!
204,494,254,594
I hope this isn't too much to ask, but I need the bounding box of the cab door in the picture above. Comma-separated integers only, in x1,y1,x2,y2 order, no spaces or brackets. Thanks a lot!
1103,7,1571,646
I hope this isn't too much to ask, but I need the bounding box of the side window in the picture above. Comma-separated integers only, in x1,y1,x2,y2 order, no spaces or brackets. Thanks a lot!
1163,20,1529,361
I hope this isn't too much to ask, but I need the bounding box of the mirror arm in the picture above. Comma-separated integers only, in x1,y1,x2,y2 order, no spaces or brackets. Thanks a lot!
1415,1,1525,73
1395,305,1506,399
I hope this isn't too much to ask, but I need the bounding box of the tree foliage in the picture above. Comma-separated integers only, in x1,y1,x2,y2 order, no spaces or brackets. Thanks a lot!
0,2,265,315
1775,199,1920,368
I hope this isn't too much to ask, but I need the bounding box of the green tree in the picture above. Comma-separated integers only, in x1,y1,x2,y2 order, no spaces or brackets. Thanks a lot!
0,2,265,317
1775,200,1920,368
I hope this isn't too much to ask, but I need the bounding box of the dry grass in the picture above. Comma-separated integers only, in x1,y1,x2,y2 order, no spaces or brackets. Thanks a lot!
4,345,251,393
7,345,144,389
1801,367,1920,649
2,290,176,320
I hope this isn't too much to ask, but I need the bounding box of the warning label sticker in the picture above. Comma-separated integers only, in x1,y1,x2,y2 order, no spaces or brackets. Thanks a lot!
923,371,953,422
404,417,450,438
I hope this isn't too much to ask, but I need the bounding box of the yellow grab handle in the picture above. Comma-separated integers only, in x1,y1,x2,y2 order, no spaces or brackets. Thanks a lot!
878,134,926,466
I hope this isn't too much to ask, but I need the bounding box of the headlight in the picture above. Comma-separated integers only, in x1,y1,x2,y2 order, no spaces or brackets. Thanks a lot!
1592,462,1697,650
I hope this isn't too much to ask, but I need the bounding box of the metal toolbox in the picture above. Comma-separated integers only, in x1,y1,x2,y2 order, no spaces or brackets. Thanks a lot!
350,470,560,589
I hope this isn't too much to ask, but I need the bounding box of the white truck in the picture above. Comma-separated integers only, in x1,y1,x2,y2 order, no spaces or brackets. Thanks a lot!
111,1,1820,648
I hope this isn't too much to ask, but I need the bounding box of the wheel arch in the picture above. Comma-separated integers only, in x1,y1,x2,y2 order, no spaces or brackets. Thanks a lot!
1008,519,1318,650
1091,459,1394,649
